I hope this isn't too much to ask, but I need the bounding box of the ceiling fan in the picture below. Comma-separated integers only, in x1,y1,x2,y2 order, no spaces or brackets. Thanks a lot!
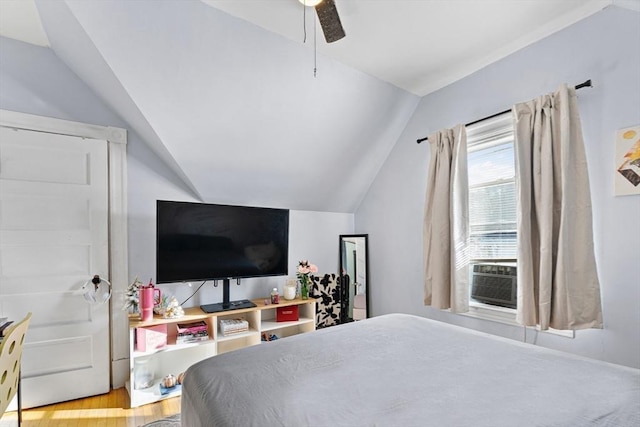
299,0,346,43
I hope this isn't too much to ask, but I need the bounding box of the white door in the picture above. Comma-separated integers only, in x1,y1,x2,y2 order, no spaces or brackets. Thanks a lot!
0,126,110,408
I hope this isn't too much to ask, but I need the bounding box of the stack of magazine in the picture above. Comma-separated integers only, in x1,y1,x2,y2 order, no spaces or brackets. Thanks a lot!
219,318,249,336
176,320,209,344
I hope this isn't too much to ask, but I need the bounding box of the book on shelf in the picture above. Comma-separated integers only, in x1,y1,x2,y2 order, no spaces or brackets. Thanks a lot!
176,320,208,335
219,318,249,336
176,329,209,344
176,335,210,344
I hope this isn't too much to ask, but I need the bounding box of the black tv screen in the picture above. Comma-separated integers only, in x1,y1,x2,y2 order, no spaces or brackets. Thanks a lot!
156,200,289,284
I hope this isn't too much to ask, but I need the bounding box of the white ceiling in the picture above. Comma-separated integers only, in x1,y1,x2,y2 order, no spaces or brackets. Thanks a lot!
2,0,631,95
1,0,636,213
0,0,49,47
194,0,616,96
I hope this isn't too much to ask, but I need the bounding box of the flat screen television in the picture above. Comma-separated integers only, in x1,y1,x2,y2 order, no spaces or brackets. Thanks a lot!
156,200,289,312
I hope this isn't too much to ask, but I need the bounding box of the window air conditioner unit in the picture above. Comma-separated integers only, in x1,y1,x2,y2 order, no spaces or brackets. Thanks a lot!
471,263,517,309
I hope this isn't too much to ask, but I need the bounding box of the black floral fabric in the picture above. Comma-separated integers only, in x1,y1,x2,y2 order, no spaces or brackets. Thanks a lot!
310,273,341,328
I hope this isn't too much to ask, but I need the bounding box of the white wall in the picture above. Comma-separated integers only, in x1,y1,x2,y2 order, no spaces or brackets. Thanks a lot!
356,5,640,368
39,0,419,214
0,36,355,387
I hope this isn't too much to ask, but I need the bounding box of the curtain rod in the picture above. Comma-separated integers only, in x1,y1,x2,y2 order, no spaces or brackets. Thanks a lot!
416,79,593,144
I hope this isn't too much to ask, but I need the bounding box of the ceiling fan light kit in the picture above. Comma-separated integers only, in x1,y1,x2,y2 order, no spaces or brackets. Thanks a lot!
298,0,323,6
315,0,345,43
299,0,346,44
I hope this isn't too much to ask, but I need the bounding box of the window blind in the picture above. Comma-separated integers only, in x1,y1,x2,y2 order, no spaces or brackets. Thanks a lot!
467,114,516,261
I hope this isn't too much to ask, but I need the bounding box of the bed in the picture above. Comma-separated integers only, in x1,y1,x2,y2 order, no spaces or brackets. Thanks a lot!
181,313,640,426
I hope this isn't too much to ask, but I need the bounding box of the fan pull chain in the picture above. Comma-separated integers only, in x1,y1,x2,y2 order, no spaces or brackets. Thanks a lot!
303,2,307,43
301,1,318,78
314,15,317,78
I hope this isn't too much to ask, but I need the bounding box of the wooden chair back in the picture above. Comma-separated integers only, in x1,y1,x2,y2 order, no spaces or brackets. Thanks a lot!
0,313,31,416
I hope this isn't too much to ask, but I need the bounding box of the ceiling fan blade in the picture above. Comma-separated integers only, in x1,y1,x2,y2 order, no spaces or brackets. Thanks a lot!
315,0,345,43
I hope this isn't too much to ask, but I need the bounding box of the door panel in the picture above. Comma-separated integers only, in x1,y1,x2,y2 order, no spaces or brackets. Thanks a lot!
3,292,93,326
0,142,90,184
2,245,90,277
0,126,110,408
1,194,91,229
22,336,95,376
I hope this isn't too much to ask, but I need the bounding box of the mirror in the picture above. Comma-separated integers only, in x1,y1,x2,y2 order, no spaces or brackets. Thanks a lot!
339,234,369,322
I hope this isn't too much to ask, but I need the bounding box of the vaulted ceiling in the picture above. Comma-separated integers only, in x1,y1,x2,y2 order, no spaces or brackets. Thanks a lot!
2,0,626,212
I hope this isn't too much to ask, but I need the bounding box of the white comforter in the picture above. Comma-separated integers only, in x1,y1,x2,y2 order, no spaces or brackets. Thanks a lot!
182,313,640,427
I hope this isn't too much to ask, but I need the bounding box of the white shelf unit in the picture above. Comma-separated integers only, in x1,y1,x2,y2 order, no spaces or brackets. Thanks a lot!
127,298,316,407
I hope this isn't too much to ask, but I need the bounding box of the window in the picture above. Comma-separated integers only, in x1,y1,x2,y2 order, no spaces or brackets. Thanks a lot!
466,114,517,311
462,114,575,337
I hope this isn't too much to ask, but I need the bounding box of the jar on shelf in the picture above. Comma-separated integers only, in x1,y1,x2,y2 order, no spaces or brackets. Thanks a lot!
134,358,154,389
270,287,280,304
283,281,296,300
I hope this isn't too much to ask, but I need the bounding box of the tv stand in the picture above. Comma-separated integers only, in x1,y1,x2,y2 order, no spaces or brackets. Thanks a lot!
200,278,257,313
201,299,256,313
127,297,316,407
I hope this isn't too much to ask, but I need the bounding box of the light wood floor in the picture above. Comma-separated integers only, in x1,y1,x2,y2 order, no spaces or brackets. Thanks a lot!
0,387,180,427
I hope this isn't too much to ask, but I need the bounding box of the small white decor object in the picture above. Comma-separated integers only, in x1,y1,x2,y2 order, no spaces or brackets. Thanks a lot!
163,296,185,318
283,279,297,300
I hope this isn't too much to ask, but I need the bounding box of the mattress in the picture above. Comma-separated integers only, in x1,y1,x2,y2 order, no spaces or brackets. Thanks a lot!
181,313,640,427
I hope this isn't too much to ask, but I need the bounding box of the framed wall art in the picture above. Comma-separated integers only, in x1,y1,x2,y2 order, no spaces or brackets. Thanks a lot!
614,125,640,196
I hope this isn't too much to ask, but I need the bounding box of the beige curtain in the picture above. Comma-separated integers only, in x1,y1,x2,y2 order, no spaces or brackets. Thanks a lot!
513,84,602,330
423,125,469,313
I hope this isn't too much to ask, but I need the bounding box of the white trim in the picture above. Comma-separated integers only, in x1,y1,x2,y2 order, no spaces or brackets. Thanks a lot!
531,324,575,339
107,139,130,387
462,302,518,325
467,112,513,144
0,109,126,144
612,0,640,12
461,302,575,338
0,108,129,387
